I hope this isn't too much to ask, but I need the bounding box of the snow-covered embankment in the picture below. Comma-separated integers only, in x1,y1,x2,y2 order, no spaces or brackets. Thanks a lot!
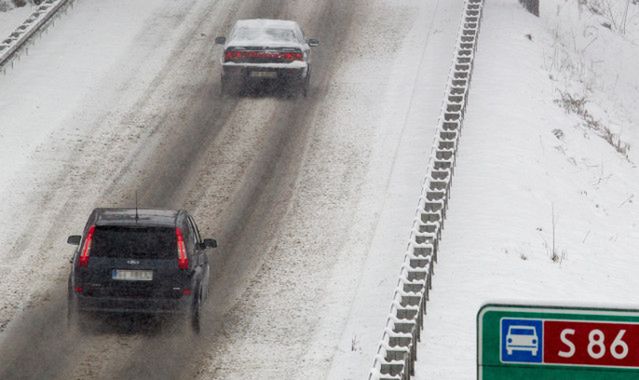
419,0,639,378
368,0,485,378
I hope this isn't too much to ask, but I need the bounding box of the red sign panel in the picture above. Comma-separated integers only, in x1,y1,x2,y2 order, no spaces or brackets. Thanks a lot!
544,320,639,367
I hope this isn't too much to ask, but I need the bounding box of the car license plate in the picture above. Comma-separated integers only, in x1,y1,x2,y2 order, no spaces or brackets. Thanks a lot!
112,269,153,281
250,71,277,78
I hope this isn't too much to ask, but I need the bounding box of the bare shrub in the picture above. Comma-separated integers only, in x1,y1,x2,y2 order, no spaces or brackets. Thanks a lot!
555,91,587,114
579,0,605,15
555,90,631,159
552,128,564,140
582,0,635,34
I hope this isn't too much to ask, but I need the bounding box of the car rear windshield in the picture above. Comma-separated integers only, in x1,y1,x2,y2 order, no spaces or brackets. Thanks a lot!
91,226,176,259
233,27,298,43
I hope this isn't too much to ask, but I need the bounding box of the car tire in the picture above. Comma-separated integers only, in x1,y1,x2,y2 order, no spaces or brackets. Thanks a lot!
303,70,310,98
67,278,77,328
190,287,202,334
221,76,230,96
67,293,76,328
67,293,90,332
285,79,304,98
221,75,239,97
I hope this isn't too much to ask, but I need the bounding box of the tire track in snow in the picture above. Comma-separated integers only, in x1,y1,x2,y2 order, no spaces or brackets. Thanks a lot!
0,0,359,378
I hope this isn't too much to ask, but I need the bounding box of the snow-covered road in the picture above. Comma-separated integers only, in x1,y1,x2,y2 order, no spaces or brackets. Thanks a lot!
0,0,465,378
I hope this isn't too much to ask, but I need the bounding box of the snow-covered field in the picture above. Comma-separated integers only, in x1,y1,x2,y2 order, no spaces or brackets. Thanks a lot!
419,0,639,378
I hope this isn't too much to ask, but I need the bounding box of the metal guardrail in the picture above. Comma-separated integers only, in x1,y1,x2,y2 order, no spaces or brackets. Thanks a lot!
368,0,485,378
0,0,73,70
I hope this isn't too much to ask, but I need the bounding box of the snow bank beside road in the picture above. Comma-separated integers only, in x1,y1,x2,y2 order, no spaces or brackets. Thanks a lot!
325,1,467,377
418,0,639,378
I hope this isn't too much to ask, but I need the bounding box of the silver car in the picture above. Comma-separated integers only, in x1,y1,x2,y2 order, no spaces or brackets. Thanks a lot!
215,19,319,96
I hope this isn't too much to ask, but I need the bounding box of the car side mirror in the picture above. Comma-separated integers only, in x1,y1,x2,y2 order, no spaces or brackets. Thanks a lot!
67,235,81,245
215,36,226,45
306,38,320,47
203,238,217,248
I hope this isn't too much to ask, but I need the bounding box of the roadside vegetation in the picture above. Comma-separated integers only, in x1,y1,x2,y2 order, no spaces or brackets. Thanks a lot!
545,0,638,161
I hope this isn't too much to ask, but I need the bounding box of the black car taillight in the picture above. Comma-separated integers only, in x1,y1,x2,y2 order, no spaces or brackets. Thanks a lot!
78,225,95,268
176,227,188,270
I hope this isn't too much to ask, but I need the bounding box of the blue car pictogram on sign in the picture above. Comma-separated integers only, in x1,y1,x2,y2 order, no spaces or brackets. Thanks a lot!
500,318,543,363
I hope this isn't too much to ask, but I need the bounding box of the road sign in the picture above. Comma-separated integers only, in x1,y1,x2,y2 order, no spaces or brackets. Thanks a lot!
478,304,639,379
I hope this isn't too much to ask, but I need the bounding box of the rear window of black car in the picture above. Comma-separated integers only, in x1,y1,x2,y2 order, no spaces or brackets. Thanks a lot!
91,226,176,259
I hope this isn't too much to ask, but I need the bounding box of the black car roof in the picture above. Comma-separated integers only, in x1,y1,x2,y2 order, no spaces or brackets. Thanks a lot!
92,208,181,227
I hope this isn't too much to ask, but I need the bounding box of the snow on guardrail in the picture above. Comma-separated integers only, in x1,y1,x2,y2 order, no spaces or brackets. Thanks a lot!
0,0,73,70
369,0,484,378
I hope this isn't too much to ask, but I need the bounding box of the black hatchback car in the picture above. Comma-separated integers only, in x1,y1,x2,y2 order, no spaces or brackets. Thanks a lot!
66,208,216,332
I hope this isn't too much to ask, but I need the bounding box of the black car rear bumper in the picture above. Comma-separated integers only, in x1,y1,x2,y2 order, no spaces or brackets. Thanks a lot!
75,294,192,314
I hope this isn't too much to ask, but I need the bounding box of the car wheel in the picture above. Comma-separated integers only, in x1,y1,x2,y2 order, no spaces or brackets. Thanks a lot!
221,76,231,96
67,293,90,332
190,288,202,334
67,293,75,328
303,71,310,98
67,278,77,328
285,79,303,98
221,76,240,97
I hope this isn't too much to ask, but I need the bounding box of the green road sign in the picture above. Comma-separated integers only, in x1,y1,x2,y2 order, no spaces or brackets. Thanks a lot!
478,304,639,379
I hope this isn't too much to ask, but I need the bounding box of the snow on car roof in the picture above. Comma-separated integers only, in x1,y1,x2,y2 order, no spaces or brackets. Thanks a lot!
234,19,299,30
229,19,302,46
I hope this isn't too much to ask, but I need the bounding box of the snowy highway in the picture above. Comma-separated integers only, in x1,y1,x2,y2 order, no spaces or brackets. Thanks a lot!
0,0,465,378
